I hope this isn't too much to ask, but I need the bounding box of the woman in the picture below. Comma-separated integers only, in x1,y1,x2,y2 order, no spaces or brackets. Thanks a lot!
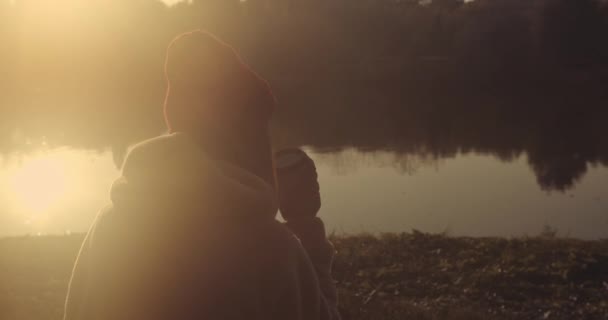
64,30,339,320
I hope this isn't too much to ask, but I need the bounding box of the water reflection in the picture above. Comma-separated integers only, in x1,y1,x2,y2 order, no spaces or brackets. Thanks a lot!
0,148,606,239
7,92,605,193
2,87,608,237
0,148,117,236
315,150,608,239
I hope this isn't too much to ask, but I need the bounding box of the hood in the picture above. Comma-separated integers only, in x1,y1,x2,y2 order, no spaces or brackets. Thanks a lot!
109,133,278,221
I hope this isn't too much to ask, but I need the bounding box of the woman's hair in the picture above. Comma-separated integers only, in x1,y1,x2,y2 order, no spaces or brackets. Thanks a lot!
163,30,277,187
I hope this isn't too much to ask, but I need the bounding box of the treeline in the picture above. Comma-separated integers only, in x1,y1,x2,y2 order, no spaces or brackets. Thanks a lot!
1,0,608,190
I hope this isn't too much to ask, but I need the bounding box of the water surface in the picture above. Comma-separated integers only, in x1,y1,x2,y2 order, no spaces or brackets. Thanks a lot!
1,147,606,239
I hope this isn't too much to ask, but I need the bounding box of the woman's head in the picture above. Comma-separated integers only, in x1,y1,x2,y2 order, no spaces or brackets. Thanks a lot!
163,30,276,187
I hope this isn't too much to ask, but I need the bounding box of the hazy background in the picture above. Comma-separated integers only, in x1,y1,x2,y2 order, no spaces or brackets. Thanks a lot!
1,0,607,237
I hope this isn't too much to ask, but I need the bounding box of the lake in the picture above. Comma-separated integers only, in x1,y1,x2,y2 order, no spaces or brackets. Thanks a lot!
2,58,608,240
2,0,608,241
1,145,606,239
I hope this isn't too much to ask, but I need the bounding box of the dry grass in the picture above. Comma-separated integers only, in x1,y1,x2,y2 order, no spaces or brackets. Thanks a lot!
1,232,607,320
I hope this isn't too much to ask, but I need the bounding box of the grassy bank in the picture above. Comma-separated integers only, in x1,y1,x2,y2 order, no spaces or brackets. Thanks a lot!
1,232,607,320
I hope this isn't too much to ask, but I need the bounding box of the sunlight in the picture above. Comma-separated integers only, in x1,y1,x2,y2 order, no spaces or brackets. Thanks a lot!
0,148,118,235
162,0,189,6
7,151,74,215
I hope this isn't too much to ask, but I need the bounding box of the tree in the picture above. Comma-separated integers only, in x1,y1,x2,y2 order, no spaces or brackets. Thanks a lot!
540,0,606,67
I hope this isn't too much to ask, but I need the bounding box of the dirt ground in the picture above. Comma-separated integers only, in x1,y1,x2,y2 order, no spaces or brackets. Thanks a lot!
1,232,607,320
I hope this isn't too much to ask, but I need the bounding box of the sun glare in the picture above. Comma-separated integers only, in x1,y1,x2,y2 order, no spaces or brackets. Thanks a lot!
7,152,72,215
162,0,188,6
0,147,118,234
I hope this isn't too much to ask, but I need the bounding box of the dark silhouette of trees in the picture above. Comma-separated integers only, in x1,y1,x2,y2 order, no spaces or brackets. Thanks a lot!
540,0,608,67
1,0,608,190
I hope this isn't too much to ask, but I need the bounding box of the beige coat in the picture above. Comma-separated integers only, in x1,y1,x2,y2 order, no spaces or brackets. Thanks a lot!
64,133,339,320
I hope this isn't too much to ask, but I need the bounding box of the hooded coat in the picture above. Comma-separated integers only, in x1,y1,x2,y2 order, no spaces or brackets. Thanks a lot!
64,133,339,320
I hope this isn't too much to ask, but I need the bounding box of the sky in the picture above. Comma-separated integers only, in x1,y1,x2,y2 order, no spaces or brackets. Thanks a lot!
162,0,187,6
